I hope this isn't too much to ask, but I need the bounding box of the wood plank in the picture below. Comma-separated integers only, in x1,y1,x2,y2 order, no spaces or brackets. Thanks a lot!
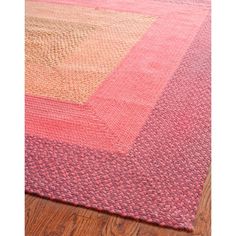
25,171,210,236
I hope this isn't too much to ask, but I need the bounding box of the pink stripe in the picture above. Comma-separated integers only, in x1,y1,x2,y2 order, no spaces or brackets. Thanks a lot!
26,96,121,151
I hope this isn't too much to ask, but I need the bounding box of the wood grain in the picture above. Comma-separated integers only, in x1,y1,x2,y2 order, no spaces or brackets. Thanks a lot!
25,171,211,236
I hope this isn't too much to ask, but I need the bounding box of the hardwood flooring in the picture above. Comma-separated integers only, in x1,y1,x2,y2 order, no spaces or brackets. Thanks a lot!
25,172,210,236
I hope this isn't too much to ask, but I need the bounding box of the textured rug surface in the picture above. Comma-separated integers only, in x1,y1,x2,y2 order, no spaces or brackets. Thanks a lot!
25,0,211,230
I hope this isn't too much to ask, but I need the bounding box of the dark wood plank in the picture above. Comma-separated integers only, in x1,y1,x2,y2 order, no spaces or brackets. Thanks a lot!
25,171,210,236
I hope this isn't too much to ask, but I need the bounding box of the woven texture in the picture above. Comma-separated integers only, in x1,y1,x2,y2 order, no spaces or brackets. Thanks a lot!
25,0,211,230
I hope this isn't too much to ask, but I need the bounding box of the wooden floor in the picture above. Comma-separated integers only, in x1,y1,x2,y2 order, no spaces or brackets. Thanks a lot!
25,172,210,236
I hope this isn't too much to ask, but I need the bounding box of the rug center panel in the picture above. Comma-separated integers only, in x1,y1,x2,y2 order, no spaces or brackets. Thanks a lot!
25,1,155,104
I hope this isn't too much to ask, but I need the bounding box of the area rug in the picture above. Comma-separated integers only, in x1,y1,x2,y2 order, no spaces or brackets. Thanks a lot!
25,0,211,230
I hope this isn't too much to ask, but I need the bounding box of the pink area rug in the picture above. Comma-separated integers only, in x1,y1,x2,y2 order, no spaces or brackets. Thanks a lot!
25,0,211,230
